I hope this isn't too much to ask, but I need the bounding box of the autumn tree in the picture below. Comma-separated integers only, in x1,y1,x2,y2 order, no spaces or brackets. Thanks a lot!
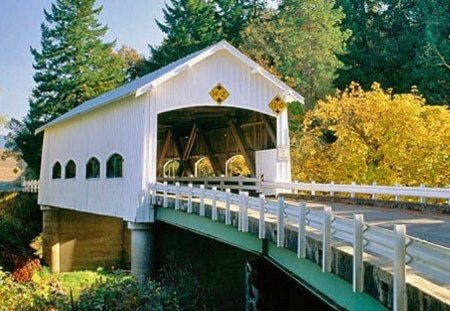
6,0,125,177
116,45,145,81
293,83,450,187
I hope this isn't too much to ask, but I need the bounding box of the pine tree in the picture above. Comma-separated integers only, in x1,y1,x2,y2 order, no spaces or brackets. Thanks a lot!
215,0,265,45
6,0,125,177
241,0,350,108
142,0,265,73
334,0,449,106
412,0,450,105
145,0,222,72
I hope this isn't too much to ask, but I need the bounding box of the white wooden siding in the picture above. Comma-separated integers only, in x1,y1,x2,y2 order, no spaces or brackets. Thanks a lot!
38,95,147,221
40,48,292,221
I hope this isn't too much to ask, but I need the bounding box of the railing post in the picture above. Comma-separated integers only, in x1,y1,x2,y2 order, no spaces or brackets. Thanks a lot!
175,182,180,210
200,185,205,216
163,181,168,208
351,182,356,199
238,192,244,231
394,225,407,311
330,181,335,197
225,189,231,225
297,201,306,258
353,214,364,292
294,180,299,194
277,197,285,247
448,185,450,206
322,206,332,272
371,182,377,200
242,192,249,232
212,186,218,221
258,194,265,239
311,181,316,196
420,184,425,204
150,183,156,205
395,183,400,202
187,183,193,213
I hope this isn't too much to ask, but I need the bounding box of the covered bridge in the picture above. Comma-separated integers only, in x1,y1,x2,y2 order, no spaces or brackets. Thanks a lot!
37,40,303,223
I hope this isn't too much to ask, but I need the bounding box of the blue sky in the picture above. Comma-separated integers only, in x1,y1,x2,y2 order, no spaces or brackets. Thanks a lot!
0,0,168,133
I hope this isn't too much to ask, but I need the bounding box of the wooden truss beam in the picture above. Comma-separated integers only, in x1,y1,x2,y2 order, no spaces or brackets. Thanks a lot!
228,120,255,175
171,130,194,176
198,127,223,176
261,114,277,145
183,123,198,161
157,130,172,176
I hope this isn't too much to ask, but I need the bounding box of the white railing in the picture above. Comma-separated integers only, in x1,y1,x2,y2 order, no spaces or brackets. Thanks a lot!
22,180,39,193
150,182,450,311
262,181,450,205
157,176,260,192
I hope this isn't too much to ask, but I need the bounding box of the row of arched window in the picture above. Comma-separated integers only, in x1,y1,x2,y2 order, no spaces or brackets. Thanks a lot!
52,154,124,180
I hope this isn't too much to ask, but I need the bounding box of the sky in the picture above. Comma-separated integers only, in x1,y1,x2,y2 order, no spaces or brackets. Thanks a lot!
0,0,168,133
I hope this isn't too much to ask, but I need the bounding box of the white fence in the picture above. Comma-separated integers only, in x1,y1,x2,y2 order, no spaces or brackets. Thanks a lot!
157,176,260,192
22,180,39,193
21,177,450,205
151,182,450,311
262,181,450,204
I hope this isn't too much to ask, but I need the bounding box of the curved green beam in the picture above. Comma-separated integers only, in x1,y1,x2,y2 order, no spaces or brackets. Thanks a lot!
156,208,386,311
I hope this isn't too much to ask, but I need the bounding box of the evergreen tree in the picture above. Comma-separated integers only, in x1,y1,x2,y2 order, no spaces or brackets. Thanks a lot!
6,0,125,177
412,0,450,105
145,0,222,72
143,0,265,73
215,0,265,45
335,0,449,105
241,0,350,108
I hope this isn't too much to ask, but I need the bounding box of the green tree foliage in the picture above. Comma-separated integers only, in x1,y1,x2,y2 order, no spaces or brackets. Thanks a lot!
116,45,145,82
142,0,265,73
335,0,449,105
6,0,125,177
241,0,350,108
412,0,450,105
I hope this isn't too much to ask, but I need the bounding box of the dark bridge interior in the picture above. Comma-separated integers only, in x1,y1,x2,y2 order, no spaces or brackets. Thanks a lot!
157,106,277,177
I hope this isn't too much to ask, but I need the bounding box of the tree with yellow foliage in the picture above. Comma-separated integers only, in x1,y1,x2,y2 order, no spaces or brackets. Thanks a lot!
292,83,450,187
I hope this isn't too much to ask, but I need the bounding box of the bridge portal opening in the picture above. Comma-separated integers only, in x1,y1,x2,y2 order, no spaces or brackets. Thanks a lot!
156,106,277,180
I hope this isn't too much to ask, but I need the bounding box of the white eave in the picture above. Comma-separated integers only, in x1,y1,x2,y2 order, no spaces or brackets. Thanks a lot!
36,40,304,134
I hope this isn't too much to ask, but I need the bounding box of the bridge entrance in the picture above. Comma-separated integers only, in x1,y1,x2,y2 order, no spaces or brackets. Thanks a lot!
156,106,278,181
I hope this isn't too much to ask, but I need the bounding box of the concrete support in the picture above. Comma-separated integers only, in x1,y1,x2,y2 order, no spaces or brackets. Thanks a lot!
41,206,60,273
128,222,155,284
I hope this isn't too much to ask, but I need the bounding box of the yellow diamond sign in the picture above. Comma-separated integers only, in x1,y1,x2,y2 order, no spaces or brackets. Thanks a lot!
209,83,229,104
269,95,287,115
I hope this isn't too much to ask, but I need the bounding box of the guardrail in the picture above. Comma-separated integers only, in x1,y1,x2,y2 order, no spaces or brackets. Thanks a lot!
157,176,260,192
150,182,450,311
262,181,450,205
22,180,39,193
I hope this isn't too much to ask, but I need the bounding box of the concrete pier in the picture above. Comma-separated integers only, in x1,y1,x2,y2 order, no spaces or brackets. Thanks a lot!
128,222,155,283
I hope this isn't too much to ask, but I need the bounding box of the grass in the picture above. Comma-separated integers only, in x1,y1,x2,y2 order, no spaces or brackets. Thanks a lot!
32,267,131,300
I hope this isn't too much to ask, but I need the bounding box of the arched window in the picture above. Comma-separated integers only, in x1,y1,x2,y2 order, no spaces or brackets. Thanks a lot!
194,157,214,177
107,153,123,178
163,159,181,178
52,162,61,179
225,155,251,177
65,160,76,179
86,157,100,179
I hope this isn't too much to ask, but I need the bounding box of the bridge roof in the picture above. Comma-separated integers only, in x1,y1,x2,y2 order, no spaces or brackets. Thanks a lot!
36,40,304,134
